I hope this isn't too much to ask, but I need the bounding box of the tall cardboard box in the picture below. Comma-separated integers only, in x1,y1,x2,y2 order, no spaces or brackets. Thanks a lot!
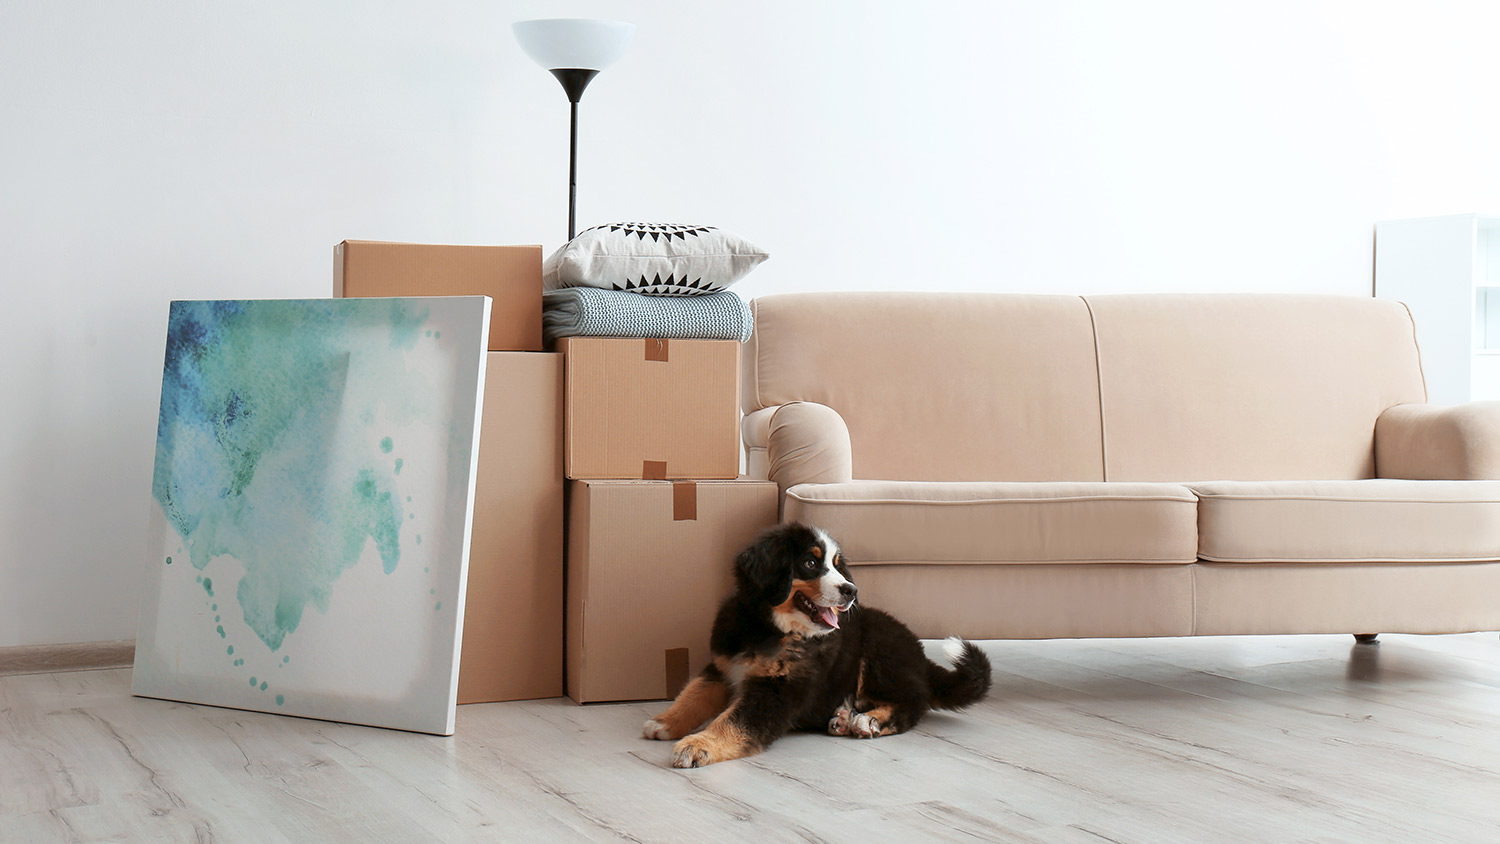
560,338,740,480
457,352,564,703
566,478,779,703
334,240,543,352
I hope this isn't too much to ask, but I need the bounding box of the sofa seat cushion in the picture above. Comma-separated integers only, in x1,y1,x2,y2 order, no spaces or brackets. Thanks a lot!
782,481,1198,565
1190,480,1500,563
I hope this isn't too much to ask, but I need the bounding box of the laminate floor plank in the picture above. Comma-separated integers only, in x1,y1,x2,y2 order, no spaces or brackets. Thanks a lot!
961,638,1499,843
2,634,1497,843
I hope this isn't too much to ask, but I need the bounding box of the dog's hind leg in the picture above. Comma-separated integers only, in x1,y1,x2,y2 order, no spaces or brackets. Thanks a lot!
644,666,728,740
827,698,855,736
846,701,923,739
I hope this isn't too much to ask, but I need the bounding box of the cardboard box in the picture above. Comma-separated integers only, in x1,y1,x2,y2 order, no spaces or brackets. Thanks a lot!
457,352,564,703
335,240,543,352
560,338,741,480
566,479,779,703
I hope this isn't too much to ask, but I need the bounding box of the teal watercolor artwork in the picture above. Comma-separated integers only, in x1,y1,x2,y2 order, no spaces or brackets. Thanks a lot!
132,296,493,735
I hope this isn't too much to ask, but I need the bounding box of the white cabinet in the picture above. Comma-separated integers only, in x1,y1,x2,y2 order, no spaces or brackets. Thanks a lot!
1375,213,1500,404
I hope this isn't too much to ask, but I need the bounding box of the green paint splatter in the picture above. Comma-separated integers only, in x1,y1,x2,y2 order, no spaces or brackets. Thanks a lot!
394,458,403,475
151,299,442,653
435,601,441,611
416,535,422,545
429,588,435,595
283,655,290,663
433,331,440,340
260,681,268,691
380,437,393,453
202,577,213,597
216,625,225,638
165,556,173,565
215,615,220,622
345,469,402,575
227,645,234,655
211,604,217,611
423,566,429,573
249,676,257,687
276,694,284,706
425,330,432,337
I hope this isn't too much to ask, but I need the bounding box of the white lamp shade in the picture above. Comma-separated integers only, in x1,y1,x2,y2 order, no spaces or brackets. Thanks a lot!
513,19,635,71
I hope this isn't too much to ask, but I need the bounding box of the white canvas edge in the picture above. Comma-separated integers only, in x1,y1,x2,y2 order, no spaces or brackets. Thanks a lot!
440,294,492,735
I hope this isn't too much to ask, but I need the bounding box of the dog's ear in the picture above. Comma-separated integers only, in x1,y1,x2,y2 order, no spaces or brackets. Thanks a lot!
734,527,791,599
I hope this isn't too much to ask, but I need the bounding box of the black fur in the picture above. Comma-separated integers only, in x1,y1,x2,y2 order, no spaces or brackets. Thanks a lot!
645,522,993,767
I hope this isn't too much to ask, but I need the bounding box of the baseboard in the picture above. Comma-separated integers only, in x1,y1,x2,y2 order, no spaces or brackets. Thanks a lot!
0,640,136,677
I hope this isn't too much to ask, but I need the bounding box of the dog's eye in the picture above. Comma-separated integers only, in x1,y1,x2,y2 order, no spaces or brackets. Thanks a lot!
800,559,818,574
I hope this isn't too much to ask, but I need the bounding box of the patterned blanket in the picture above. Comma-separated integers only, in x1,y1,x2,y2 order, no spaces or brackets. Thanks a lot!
542,288,753,343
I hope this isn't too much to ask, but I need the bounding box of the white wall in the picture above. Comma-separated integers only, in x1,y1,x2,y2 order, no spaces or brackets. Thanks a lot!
3,0,1499,647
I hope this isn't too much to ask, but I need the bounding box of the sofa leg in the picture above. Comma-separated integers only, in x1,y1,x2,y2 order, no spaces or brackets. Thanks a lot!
1353,633,1379,644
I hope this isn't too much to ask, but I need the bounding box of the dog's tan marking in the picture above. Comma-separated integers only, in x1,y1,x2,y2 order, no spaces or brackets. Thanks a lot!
671,714,755,768
644,676,728,740
719,635,811,685
851,703,900,738
810,545,823,559
772,581,825,636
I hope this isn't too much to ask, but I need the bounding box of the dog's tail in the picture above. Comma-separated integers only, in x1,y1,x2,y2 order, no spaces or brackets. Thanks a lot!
927,637,992,710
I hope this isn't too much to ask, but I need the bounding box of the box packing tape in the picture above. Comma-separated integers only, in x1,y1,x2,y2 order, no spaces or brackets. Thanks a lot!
672,482,697,521
664,648,690,698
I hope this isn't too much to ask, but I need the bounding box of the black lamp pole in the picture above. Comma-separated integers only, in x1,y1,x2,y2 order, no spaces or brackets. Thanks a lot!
550,68,600,242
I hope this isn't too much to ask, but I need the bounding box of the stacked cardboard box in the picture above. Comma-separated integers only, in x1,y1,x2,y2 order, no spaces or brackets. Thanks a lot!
566,479,776,703
335,240,562,704
559,337,778,704
335,239,779,707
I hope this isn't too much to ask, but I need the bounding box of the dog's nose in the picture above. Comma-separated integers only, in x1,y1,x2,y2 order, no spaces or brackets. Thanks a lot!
838,582,858,603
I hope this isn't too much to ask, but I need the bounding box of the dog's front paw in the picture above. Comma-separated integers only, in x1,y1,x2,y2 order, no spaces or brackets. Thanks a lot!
643,718,677,740
851,712,883,738
827,703,854,736
671,734,719,768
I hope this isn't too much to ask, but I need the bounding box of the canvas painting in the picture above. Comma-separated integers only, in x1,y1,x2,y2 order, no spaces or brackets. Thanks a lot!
132,296,492,735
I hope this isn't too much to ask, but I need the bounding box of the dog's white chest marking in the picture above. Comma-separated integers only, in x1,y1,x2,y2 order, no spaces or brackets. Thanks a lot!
726,661,749,690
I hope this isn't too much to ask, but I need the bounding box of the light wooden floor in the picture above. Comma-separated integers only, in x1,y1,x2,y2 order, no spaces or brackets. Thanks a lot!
3,634,1498,844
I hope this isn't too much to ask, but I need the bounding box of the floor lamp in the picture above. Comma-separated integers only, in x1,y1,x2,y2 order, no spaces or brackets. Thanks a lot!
513,18,636,242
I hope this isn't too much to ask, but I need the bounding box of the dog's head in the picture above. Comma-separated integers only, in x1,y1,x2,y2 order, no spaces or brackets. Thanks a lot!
734,522,857,637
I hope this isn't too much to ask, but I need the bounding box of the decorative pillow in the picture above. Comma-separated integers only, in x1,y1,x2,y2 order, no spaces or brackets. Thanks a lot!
543,222,768,296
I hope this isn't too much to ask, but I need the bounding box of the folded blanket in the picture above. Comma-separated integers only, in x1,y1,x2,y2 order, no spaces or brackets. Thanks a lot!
543,288,754,343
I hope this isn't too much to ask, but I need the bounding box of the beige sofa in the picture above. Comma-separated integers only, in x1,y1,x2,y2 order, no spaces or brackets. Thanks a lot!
740,293,1500,640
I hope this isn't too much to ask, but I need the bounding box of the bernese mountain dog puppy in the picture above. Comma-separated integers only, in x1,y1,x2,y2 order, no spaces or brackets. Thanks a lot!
643,522,992,768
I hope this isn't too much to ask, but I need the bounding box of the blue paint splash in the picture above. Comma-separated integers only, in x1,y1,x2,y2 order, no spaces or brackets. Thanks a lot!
152,299,432,652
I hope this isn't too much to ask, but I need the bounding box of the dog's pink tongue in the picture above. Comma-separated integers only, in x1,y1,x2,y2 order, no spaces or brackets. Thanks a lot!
819,605,840,629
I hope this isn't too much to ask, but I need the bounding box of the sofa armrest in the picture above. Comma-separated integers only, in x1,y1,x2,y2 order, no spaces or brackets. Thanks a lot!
751,402,853,494
1376,402,1500,480
741,407,778,480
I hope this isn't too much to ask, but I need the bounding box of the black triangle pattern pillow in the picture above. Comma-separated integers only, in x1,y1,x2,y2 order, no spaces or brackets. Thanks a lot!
544,222,768,296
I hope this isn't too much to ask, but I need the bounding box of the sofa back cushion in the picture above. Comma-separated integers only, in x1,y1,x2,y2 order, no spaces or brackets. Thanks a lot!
745,292,1105,481
1086,294,1426,481
746,292,1427,483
